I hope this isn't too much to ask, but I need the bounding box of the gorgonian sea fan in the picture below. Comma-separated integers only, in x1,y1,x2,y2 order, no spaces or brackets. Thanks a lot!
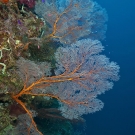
16,39,119,119
54,38,119,119
35,0,108,44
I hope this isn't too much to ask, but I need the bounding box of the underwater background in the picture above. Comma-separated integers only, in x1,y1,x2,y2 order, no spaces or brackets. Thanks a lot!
84,0,135,135
0,0,134,134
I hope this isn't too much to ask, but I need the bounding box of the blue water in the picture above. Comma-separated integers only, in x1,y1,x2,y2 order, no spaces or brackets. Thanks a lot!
84,0,135,134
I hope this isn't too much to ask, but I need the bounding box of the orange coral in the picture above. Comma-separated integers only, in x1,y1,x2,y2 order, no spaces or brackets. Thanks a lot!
0,0,9,4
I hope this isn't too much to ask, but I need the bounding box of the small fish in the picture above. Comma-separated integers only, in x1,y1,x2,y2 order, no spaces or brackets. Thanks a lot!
41,0,45,3
17,20,21,25
48,13,52,16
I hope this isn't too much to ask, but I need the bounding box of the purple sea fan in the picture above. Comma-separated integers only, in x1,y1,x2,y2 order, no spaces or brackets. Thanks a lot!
54,38,120,119
34,0,108,44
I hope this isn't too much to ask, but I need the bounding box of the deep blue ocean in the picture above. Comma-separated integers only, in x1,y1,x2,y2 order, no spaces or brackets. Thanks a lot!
84,0,135,134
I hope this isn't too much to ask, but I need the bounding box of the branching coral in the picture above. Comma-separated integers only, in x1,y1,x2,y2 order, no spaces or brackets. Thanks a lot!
35,0,108,44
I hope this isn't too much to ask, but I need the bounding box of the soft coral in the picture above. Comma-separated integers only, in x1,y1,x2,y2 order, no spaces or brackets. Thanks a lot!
0,0,9,4
18,0,35,8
